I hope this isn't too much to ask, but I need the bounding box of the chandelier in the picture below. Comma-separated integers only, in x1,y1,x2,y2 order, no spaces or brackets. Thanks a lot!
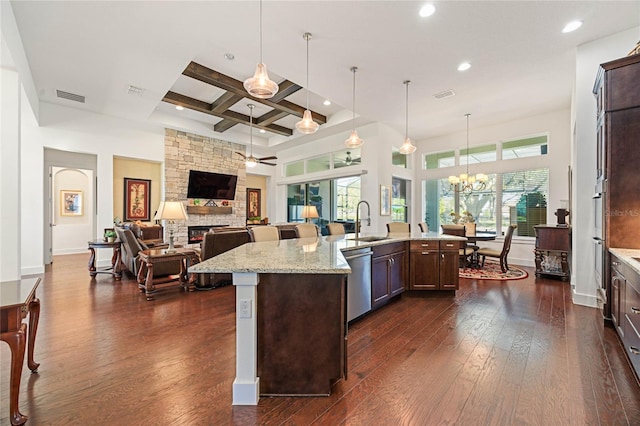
448,113,487,193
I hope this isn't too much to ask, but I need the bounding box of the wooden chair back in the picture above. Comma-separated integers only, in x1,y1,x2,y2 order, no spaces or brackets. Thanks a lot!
386,222,410,233
418,222,428,232
249,226,280,242
295,223,319,238
326,223,345,235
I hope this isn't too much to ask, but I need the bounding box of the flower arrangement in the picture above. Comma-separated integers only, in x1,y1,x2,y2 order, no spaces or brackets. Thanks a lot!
450,210,475,224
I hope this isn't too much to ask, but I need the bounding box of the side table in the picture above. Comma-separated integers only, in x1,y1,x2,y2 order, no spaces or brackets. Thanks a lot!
137,248,200,300
0,277,41,425
88,240,122,280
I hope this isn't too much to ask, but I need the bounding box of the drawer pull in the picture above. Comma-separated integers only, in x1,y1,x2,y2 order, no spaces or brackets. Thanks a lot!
421,252,431,255
421,244,429,247
632,307,640,314
630,346,640,355
445,243,454,247
612,261,620,266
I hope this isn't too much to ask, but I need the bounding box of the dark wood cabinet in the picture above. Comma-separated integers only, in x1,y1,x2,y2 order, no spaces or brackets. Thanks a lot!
534,225,571,281
409,240,459,290
372,242,407,309
609,253,640,382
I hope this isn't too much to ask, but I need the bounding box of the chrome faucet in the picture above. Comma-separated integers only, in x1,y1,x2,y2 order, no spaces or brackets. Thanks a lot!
355,200,371,240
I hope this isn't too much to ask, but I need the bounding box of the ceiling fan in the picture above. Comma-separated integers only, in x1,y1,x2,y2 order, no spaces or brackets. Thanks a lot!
235,104,278,167
335,151,361,166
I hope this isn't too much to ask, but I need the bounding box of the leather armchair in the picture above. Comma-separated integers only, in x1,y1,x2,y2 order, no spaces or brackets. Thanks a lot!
198,228,250,288
115,227,180,277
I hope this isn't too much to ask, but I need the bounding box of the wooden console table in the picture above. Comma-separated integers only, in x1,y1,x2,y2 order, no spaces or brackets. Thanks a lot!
534,225,571,281
87,240,122,280
137,248,199,300
0,277,42,425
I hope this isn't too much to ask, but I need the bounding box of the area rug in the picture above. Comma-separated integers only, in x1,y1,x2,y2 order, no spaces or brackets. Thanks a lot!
459,261,528,281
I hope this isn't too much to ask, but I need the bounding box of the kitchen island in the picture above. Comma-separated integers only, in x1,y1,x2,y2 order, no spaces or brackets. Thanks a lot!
190,231,465,405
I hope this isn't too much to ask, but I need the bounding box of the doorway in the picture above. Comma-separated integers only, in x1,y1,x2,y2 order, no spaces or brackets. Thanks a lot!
44,148,97,264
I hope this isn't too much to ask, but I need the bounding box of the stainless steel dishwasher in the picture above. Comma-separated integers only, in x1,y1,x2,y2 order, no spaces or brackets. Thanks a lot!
344,247,372,322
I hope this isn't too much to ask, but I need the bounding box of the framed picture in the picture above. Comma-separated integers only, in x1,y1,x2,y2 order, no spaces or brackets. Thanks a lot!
380,185,391,216
247,188,261,219
61,190,83,216
124,178,151,221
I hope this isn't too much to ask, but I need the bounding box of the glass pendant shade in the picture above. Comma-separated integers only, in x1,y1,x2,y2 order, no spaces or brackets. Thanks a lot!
345,66,363,148
295,32,319,134
345,130,363,149
244,63,279,99
400,80,417,155
296,109,319,134
399,137,417,154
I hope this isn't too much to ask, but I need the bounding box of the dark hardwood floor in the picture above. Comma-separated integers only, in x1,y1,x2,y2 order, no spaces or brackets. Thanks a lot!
2,254,639,425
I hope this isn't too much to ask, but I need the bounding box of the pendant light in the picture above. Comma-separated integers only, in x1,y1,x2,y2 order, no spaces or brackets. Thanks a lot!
399,80,417,155
245,104,258,168
448,114,487,193
345,66,363,149
243,0,279,99
295,32,319,134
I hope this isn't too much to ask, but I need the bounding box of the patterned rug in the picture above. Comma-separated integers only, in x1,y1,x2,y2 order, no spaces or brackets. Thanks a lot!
459,261,528,281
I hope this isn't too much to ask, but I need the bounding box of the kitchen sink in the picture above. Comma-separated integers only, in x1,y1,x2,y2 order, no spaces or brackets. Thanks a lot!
348,236,390,242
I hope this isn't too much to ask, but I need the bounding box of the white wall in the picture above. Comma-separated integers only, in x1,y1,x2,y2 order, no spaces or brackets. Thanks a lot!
21,102,165,274
572,26,640,307
52,167,94,255
414,109,572,268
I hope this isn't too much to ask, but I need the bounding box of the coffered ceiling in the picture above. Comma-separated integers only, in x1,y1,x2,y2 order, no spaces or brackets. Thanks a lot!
7,1,640,155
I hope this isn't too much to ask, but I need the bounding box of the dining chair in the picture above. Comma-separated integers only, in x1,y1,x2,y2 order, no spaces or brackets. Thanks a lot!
326,223,345,235
386,222,410,233
441,224,474,267
418,222,428,232
295,223,319,238
248,226,280,242
477,224,517,272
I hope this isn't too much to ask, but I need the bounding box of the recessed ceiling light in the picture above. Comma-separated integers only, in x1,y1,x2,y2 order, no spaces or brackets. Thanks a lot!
419,4,435,18
175,105,184,111
259,129,266,133
457,62,471,71
323,100,331,106
562,20,583,33
224,53,235,60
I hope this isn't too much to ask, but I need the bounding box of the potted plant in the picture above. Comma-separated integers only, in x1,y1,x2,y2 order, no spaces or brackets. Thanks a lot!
104,229,117,243
248,216,261,224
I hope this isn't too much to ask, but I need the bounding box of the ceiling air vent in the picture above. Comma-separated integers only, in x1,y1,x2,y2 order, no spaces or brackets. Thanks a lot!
127,85,145,96
433,89,455,100
56,90,85,103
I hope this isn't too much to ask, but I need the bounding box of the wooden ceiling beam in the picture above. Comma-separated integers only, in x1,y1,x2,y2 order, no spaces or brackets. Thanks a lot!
257,109,289,126
183,61,327,124
211,92,243,114
163,91,293,136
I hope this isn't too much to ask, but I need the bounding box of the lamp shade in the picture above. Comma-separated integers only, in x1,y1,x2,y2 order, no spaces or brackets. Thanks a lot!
300,205,319,219
154,201,188,221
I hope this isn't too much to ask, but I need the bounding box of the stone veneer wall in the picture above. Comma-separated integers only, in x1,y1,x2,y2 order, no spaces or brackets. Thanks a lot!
164,129,246,246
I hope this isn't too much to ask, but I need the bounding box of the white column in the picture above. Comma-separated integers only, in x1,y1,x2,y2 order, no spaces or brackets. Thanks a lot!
0,67,21,281
232,272,260,405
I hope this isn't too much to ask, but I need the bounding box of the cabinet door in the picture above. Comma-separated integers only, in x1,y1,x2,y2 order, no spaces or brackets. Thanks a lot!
372,255,390,308
410,250,439,290
439,250,459,290
389,251,406,296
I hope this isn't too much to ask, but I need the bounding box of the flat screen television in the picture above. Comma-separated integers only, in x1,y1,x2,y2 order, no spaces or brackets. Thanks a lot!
186,170,238,200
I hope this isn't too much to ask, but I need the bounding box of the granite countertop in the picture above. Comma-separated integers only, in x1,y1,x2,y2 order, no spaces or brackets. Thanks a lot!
609,248,640,276
190,232,466,275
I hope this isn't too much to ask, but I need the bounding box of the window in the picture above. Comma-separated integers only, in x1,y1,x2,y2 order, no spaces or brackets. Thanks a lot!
287,176,361,235
306,154,330,174
502,136,548,160
424,150,455,169
284,148,361,176
424,168,548,237
392,147,407,168
391,177,408,222
460,144,496,164
285,161,304,177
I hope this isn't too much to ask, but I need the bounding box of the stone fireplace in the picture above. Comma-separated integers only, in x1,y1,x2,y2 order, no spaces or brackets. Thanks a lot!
188,225,230,244
164,129,247,246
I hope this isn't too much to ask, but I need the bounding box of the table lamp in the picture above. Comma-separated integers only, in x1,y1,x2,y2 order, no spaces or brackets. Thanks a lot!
301,205,319,223
154,201,188,252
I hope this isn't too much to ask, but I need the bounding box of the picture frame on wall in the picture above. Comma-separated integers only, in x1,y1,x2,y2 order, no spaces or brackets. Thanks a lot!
61,190,83,216
247,188,261,219
124,177,151,221
380,185,391,216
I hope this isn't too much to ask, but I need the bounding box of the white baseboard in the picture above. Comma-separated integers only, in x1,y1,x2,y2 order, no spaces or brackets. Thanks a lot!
572,288,598,308
21,265,45,276
52,248,87,256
